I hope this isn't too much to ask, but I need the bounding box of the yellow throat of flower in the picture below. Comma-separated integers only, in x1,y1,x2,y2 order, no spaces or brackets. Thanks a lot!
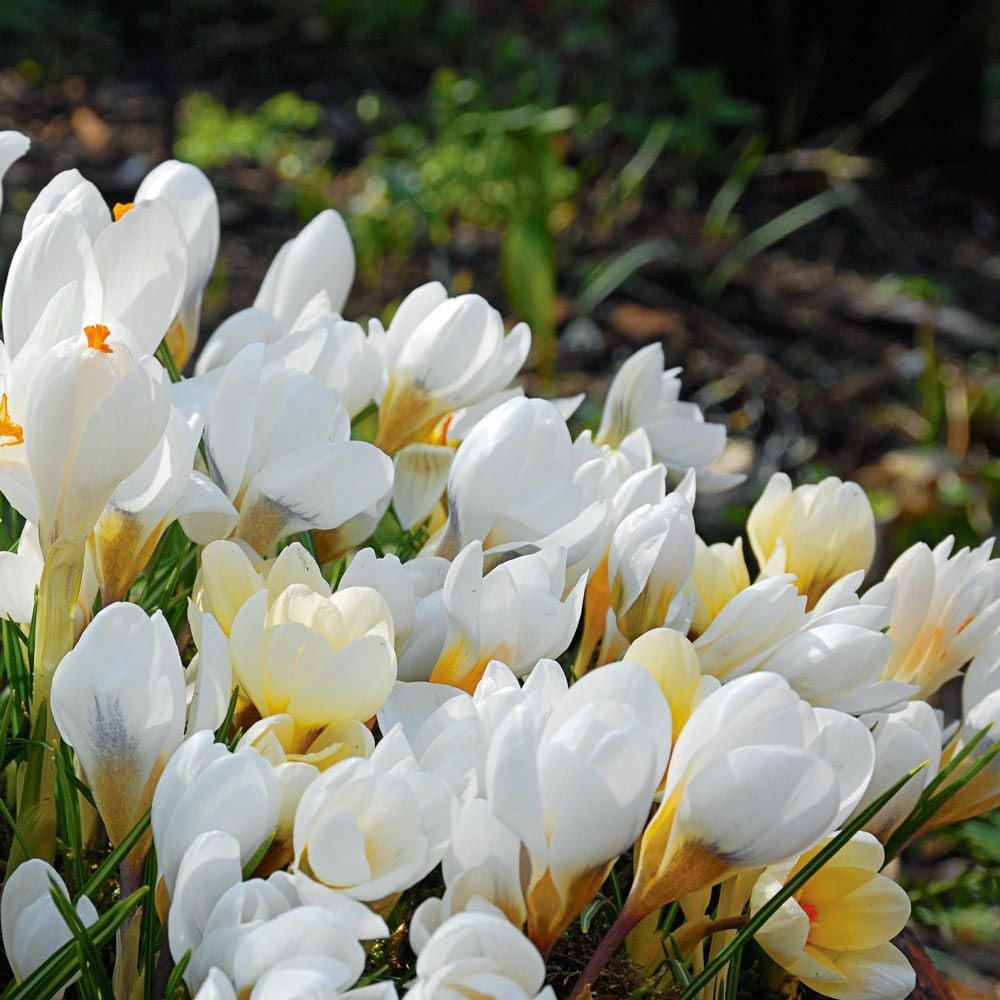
84,324,114,355
0,393,23,447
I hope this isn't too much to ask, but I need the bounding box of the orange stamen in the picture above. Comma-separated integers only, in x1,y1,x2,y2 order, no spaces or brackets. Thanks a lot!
801,901,819,923
113,202,135,222
0,393,23,447
84,324,114,354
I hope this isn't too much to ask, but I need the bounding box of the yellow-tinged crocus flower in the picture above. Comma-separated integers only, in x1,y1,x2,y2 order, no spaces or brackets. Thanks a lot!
622,628,719,748
876,536,1000,699
748,472,876,609
750,832,914,1000
685,535,750,637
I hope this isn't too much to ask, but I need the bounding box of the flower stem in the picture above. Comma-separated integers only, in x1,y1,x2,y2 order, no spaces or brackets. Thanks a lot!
569,904,641,1000
7,537,84,869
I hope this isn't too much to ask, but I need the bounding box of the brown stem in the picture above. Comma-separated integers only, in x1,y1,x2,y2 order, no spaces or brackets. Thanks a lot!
569,905,641,1000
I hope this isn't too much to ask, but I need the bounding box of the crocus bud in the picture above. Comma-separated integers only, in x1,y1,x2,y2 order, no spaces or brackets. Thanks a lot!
0,130,29,213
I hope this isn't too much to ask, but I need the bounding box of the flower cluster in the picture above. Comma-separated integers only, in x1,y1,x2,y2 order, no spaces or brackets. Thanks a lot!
1,133,999,1000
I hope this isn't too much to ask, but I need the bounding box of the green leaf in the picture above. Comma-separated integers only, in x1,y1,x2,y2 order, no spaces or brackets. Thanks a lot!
47,879,116,998
675,763,924,1000
576,238,681,315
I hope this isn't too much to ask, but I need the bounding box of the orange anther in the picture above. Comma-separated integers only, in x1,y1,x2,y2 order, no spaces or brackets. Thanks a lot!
84,324,114,354
113,202,135,221
0,393,23,447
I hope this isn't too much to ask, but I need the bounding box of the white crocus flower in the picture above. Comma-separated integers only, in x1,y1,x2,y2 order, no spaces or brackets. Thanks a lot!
0,130,29,212
608,491,696,643
91,406,237,602
197,306,385,421
750,833,914,1000
756,573,916,714
0,320,171,555
693,574,807,681
372,284,530,455
748,473,876,609
338,547,450,663
376,659,569,798
254,209,355,333
406,910,555,1000
410,799,526,950
877,536,1000,698
3,200,187,360
593,342,739,490
134,159,220,367
433,396,607,576
847,701,943,842
426,540,585,692
199,343,393,553
51,603,185,872
169,830,386,996
486,662,671,954
21,168,108,240
152,730,281,899
292,726,451,907
0,859,99,994
629,673,870,922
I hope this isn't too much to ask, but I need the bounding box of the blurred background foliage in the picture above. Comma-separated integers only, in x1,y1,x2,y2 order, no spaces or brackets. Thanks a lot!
0,1,998,991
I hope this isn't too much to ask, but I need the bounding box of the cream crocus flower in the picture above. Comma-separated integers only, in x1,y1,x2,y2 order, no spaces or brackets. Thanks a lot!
427,540,585,692
228,575,397,747
406,910,555,1000
432,397,607,575
685,535,750,637
750,833,914,1000
0,130,29,212
198,343,393,554
372,284,530,455
593,342,739,490
50,603,185,866
91,407,237,603
486,663,671,954
877,536,1000,698
135,159,220,367
292,726,452,906
0,859,98,994
748,473,876,609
